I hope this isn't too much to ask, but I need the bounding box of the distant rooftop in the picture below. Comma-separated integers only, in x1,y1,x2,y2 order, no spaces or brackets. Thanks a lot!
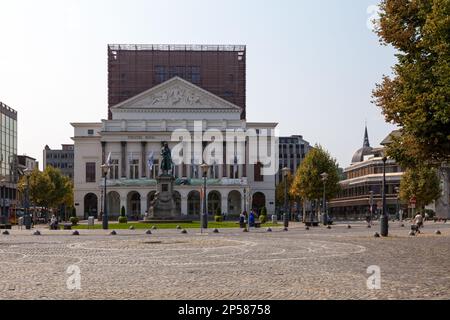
108,44,246,52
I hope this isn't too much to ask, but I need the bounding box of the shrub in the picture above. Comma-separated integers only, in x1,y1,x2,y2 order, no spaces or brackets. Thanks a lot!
261,207,267,216
121,206,126,217
118,216,128,224
70,216,79,226
259,214,267,224
214,215,223,222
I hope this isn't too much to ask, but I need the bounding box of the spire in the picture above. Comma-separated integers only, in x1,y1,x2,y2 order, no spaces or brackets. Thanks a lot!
363,125,370,148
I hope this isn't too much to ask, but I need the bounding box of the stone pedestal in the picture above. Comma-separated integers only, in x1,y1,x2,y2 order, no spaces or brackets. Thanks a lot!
151,175,178,219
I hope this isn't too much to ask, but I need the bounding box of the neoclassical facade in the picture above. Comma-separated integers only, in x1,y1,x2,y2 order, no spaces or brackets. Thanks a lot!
72,77,277,220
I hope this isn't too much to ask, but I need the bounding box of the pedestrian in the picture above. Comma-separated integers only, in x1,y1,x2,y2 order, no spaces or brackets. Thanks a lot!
239,211,246,228
249,210,255,227
414,212,424,230
365,211,372,226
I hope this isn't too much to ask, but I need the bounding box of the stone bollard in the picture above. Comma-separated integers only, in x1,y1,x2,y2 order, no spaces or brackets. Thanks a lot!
2,230,9,235
347,225,351,229
283,227,288,232
145,230,152,235
72,231,80,236
373,232,380,238
305,226,310,230
181,229,187,234
33,230,41,236
110,230,117,235
327,226,332,229
213,228,219,233
435,230,441,235
367,225,372,229
266,228,272,232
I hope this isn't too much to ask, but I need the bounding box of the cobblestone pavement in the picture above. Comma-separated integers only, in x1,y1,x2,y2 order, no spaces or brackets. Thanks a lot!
1,221,449,300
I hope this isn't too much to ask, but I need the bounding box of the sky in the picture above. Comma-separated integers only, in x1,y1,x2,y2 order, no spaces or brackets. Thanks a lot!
0,0,397,169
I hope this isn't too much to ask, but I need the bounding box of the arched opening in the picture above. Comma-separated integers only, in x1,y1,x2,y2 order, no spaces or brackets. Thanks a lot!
227,190,242,215
147,191,156,212
84,193,98,219
173,191,182,215
208,191,221,216
127,191,141,221
107,191,120,218
252,192,266,215
187,191,200,216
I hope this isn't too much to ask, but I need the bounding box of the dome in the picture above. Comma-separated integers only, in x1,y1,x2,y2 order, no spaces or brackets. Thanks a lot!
351,146,374,164
351,125,373,163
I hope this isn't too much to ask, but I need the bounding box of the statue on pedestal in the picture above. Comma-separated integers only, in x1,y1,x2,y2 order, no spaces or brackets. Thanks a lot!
160,142,172,175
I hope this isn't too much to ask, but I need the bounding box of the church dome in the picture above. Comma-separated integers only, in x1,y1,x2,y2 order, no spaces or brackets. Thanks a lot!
351,146,374,164
351,125,373,164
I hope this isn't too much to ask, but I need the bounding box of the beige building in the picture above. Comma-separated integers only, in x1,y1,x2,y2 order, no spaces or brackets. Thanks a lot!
72,77,277,220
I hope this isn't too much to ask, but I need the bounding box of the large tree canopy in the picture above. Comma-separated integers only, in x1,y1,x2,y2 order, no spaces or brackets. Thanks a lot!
399,165,441,210
290,146,340,202
373,0,450,167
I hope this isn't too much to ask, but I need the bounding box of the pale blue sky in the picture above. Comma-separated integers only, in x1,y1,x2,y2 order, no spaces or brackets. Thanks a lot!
0,0,397,168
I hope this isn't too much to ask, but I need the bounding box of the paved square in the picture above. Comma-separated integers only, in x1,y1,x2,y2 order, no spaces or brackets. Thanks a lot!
1,222,449,300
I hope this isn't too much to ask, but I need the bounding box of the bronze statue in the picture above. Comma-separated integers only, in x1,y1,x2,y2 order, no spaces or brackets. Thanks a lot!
160,142,172,175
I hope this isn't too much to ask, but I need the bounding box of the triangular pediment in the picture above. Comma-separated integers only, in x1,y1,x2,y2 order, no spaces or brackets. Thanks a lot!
110,76,241,112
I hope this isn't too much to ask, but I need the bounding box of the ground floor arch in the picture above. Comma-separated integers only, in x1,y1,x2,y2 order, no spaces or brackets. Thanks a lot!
227,190,242,215
187,191,200,215
84,193,98,219
252,192,266,214
208,191,221,215
127,191,141,220
107,191,121,218
173,191,182,215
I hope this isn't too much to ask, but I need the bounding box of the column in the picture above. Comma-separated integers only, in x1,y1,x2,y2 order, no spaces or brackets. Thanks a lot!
140,195,146,217
121,141,127,178
221,193,228,215
181,195,188,216
120,195,127,217
222,141,227,178
101,141,106,164
141,141,147,178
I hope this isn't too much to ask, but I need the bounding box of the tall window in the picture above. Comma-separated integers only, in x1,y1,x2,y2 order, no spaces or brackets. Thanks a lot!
254,162,264,182
86,162,96,182
129,159,139,180
109,159,119,180
150,159,159,179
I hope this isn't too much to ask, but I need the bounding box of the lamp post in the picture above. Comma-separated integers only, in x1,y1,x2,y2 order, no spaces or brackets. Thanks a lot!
101,163,112,230
200,163,209,231
369,190,374,221
320,172,329,225
23,168,32,229
0,178,6,225
380,156,389,237
281,167,290,228
395,186,400,222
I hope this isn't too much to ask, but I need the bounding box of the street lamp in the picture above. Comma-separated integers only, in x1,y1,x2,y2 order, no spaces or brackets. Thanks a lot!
282,167,290,228
23,168,32,229
369,190,374,220
380,156,389,237
395,186,401,222
0,178,6,225
200,163,209,231
101,163,112,230
320,172,329,225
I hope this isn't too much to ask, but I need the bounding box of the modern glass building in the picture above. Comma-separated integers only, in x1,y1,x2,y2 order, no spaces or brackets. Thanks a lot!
0,101,18,224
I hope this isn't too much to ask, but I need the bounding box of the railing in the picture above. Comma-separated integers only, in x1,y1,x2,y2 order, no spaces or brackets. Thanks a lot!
108,44,246,52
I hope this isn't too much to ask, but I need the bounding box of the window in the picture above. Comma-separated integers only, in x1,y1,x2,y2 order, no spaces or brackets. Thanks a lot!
109,159,119,180
129,159,139,180
86,162,96,183
88,129,94,135
254,162,264,182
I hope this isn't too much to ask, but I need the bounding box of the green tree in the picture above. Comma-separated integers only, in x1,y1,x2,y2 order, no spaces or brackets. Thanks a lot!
290,146,340,203
372,0,450,167
399,165,441,211
275,172,294,208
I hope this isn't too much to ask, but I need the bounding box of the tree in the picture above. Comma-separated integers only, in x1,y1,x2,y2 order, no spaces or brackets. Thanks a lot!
275,172,294,208
290,146,340,204
372,0,450,167
18,167,73,215
399,165,441,211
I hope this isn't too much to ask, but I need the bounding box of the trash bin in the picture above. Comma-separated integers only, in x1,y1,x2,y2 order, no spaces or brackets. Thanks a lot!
88,216,95,228
24,215,32,230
